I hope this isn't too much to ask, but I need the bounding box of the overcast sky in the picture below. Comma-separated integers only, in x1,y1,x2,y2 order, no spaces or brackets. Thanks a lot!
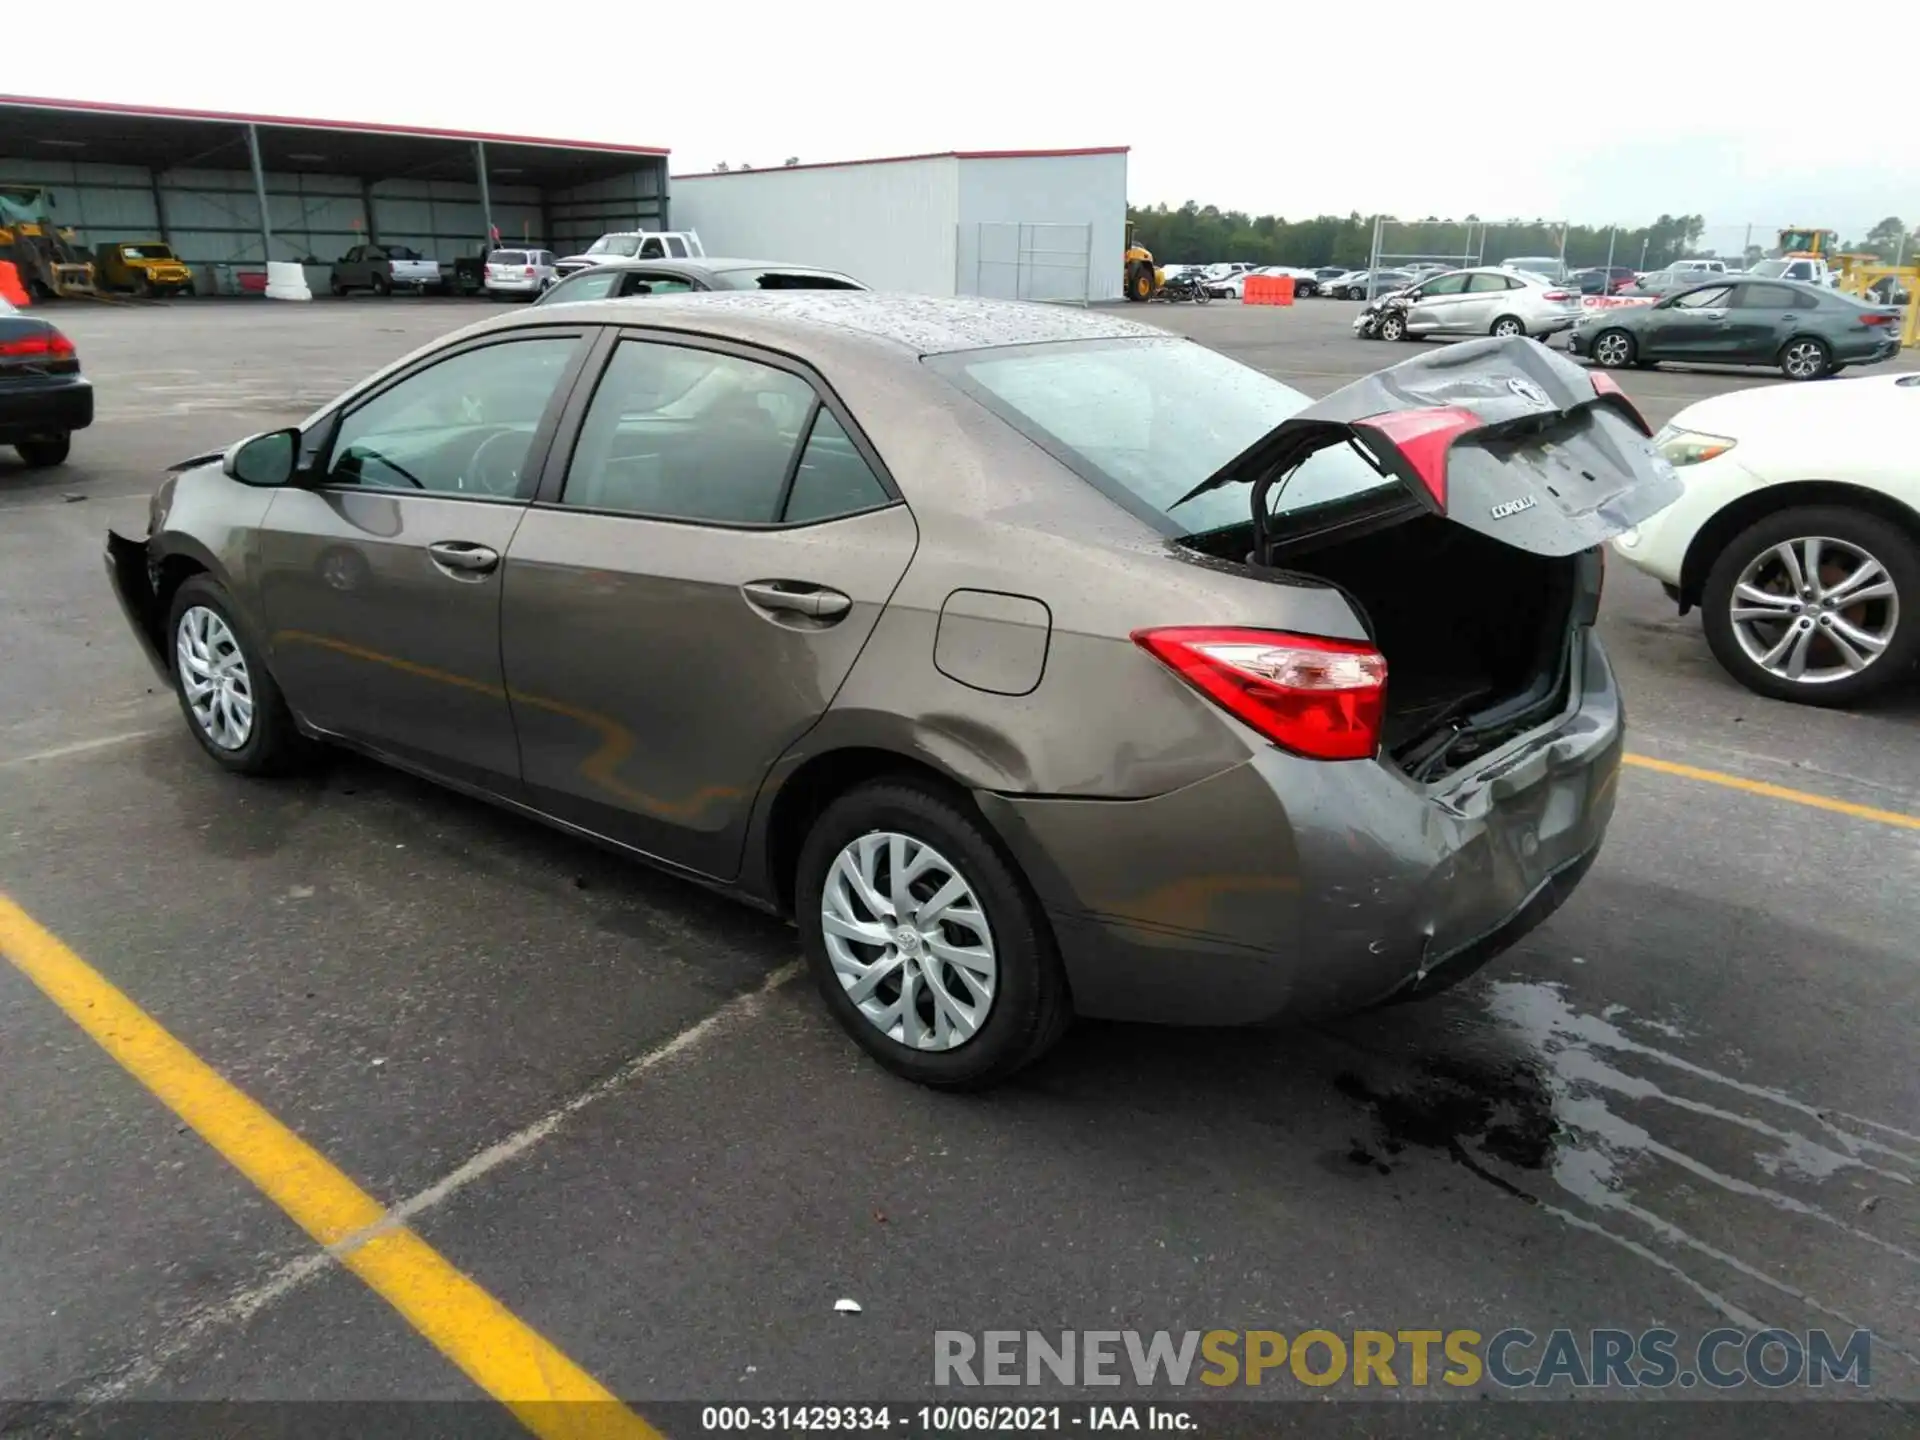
23,1,1917,242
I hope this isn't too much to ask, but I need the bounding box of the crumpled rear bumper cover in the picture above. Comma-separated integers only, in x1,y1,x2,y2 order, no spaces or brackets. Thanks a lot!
978,628,1622,1026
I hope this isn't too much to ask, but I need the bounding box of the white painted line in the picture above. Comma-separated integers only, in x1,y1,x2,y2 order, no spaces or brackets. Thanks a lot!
73,959,804,1405
0,728,171,769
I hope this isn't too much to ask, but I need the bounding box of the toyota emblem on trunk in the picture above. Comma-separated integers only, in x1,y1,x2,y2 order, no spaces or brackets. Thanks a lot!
1507,377,1548,405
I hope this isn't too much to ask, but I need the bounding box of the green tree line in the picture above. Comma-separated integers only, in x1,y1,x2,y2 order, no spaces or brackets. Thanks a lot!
1128,202,1709,269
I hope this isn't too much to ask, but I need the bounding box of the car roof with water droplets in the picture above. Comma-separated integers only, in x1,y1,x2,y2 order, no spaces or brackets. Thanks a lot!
510,290,1177,356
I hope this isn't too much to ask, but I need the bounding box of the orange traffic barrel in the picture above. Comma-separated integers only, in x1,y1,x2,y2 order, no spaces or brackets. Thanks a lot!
0,262,30,307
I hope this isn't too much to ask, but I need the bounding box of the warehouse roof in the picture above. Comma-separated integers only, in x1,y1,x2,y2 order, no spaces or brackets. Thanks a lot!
0,95,668,190
672,146,1129,180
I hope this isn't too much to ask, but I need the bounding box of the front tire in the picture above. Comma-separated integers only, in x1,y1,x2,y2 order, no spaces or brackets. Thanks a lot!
16,434,71,467
166,576,313,774
1378,312,1408,342
1125,262,1153,302
795,780,1070,1089
1590,328,1636,368
1700,506,1919,707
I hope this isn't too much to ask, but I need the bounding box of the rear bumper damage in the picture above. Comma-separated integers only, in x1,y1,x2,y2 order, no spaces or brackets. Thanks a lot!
978,628,1623,1026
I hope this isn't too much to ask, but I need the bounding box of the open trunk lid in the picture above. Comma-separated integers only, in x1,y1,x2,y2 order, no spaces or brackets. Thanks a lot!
1178,335,1681,560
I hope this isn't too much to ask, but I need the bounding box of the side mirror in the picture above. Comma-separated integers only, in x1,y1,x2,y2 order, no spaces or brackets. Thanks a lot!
223,428,300,487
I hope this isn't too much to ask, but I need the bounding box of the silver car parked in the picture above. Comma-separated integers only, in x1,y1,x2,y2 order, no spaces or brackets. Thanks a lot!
104,296,1676,1088
1366,266,1583,343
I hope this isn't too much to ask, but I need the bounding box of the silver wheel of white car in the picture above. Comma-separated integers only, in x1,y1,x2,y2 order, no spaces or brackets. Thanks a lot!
821,830,998,1051
1491,315,1525,338
1702,506,1920,708
175,604,254,751
1379,313,1408,342
1727,537,1898,685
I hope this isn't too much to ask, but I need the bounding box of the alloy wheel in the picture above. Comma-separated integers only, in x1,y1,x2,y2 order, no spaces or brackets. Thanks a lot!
1782,340,1827,379
1728,536,1899,684
820,831,997,1051
175,605,255,750
1494,318,1524,338
1593,332,1632,366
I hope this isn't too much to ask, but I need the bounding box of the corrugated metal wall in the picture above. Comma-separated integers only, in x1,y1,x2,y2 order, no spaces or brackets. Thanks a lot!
671,159,960,295
3,155,666,282
956,153,1126,301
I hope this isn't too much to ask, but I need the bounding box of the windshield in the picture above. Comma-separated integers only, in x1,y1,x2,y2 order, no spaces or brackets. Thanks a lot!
927,338,1395,536
587,235,642,257
121,244,175,260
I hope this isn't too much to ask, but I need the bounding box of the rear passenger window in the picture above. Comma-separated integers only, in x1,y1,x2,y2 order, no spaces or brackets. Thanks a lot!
781,409,890,524
1466,273,1510,293
559,340,814,524
667,237,690,257
1740,284,1800,309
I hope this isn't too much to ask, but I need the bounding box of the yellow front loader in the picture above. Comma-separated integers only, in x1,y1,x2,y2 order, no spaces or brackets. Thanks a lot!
1124,220,1162,303
0,185,99,298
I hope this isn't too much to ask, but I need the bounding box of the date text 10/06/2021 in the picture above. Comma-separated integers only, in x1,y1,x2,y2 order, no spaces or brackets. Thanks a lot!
700,1406,1194,1432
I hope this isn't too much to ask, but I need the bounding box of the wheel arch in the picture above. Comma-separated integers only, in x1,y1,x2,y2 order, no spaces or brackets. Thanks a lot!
1678,480,1920,608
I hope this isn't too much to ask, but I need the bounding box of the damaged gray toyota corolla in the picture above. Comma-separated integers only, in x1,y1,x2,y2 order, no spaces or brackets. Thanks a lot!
103,294,1680,1089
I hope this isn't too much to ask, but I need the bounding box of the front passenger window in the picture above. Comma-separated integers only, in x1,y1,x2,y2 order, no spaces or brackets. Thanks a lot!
324,338,577,499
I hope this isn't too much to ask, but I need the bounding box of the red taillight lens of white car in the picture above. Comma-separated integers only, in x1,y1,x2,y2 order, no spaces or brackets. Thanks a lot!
1542,290,1573,302
1132,627,1389,761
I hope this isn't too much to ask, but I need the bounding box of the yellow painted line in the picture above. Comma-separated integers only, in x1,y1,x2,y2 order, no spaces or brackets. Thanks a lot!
0,893,662,1440
1623,753,1920,832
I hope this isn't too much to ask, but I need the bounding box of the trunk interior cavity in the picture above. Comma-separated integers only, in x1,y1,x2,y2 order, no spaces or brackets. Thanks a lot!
1182,516,1580,779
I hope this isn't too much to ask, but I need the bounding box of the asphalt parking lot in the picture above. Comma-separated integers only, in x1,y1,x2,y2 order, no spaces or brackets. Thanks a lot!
1,295,1917,1438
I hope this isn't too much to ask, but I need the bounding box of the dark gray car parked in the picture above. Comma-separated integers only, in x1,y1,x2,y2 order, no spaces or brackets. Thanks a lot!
104,295,1677,1087
1569,277,1904,380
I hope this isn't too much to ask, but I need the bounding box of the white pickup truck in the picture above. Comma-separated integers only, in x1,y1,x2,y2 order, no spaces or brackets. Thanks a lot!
328,244,444,296
553,230,706,280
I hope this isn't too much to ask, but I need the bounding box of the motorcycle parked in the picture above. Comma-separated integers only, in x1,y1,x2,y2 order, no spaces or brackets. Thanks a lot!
1156,269,1212,304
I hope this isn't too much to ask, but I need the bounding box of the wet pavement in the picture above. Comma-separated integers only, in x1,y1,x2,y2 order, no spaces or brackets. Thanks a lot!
0,298,1916,1436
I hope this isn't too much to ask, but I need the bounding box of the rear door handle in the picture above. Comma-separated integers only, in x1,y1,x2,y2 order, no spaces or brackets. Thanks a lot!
741,580,851,618
426,540,500,574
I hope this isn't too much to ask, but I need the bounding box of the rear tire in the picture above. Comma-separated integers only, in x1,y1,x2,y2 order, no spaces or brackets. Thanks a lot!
795,780,1071,1089
1700,506,1920,707
1125,262,1153,302
1491,314,1526,338
372,273,391,297
1779,337,1830,380
16,434,71,467
166,576,315,775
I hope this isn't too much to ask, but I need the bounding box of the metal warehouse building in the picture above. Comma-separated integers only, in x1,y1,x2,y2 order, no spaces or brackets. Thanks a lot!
0,94,670,293
671,148,1129,303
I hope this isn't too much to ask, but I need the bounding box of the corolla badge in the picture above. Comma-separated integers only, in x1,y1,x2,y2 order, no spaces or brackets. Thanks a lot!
1490,495,1538,520
1507,377,1549,405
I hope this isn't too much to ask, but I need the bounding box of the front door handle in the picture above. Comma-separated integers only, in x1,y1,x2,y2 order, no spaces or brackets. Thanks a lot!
427,540,500,574
741,580,851,618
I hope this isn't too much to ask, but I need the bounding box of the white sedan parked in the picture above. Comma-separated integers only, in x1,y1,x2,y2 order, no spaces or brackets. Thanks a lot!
1610,372,1920,706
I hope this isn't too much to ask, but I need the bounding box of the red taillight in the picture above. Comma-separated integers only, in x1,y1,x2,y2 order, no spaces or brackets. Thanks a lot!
1542,290,1572,301
0,330,75,360
1132,627,1388,761
1861,312,1896,326
1352,405,1478,509
1588,371,1650,434
524,266,536,277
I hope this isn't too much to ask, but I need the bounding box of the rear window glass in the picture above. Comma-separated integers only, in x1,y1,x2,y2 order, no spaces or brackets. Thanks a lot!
489,250,527,265
713,268,864,291
928,338,1394,538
